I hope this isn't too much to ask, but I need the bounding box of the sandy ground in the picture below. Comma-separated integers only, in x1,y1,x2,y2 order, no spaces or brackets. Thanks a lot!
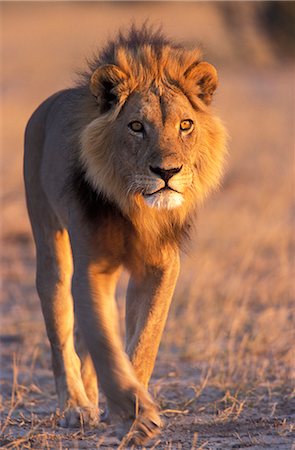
1,3,294,449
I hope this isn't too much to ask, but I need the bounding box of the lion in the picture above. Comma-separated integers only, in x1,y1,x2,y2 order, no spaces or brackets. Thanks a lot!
24,26,227,444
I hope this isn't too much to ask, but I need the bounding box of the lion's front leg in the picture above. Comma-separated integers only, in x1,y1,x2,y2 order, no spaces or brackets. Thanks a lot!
125,251,180,388
70,226,161,444
74,325,98,406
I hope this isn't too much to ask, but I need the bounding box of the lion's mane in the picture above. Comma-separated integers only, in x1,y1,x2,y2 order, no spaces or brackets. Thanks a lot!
71,26,227,249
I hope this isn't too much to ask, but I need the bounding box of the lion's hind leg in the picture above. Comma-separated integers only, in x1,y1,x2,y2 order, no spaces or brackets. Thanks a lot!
24,96,99,427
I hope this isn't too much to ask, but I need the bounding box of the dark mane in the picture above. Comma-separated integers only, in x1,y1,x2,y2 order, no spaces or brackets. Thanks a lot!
67,165,128,225
79,24,181,85
99,24,174,63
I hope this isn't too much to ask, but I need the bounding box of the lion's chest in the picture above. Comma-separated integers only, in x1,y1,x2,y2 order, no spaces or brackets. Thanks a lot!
91,213,167,275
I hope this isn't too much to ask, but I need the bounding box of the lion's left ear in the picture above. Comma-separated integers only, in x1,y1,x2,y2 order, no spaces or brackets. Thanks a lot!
90,64,127,112
184,62,218,106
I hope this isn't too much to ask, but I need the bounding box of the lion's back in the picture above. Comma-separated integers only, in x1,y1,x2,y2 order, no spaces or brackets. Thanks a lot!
24,88,83,226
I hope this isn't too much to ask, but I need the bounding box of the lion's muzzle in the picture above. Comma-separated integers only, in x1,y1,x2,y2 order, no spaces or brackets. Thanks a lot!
149,165,183,184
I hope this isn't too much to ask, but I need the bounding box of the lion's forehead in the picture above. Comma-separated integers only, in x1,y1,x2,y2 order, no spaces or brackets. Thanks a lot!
125,90,195,126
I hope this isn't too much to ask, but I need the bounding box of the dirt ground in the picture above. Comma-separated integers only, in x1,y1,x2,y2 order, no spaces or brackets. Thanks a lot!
1,3,294,449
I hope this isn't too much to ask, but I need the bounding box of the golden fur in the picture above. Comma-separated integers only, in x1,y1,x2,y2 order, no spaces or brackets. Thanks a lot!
24,26,227,445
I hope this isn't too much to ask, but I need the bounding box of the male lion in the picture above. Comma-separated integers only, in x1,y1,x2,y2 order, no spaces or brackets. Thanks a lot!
24,26,226,444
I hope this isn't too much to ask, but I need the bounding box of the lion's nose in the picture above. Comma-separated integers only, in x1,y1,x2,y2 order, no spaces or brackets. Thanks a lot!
149,165,182,184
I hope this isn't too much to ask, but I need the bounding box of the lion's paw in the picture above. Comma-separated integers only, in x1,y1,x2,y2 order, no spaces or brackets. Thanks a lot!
117,409,162,446
59,404,100,428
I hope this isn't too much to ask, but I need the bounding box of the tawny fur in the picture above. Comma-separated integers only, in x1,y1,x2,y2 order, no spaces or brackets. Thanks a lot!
24,26,227,445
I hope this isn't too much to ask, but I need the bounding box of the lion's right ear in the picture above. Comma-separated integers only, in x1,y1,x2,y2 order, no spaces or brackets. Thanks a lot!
90,64,127,112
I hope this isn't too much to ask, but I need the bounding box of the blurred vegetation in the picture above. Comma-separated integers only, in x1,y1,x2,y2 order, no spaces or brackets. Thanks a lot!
258,1,295,58
218,1,295,61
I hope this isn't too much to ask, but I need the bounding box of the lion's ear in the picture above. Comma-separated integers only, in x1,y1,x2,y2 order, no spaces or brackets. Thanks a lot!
184,62,218,105
90,64,127,112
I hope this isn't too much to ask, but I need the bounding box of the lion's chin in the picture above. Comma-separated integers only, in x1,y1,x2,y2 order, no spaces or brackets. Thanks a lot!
144,190,184,210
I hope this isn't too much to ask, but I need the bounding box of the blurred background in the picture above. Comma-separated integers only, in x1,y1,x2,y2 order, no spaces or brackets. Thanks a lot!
1,2,294,447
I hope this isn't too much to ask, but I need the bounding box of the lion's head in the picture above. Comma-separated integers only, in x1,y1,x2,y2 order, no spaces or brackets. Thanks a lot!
78,27,227,242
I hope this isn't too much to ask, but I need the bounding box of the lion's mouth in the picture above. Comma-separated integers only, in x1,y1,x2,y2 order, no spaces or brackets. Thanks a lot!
144,186,180,197
143,187,184,209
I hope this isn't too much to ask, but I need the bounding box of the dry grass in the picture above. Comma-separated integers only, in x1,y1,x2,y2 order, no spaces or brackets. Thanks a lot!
1,2,294,449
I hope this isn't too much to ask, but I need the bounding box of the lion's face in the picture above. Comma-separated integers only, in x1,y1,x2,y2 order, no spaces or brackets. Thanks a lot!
80,47,227,218
111,89,198,210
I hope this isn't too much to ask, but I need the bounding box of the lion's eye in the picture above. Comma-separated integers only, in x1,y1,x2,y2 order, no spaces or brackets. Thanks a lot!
180,119,194,132
128,121,144,133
